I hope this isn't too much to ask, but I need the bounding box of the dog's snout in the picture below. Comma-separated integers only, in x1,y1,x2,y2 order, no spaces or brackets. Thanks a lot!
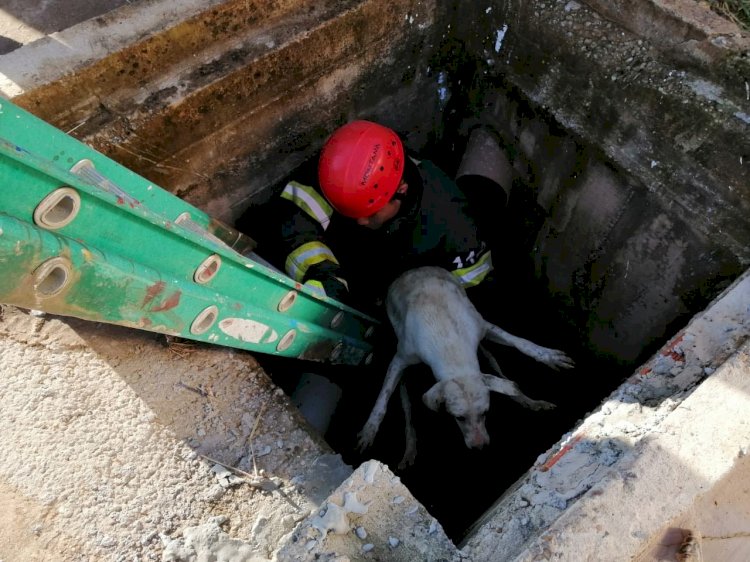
465,428,490,449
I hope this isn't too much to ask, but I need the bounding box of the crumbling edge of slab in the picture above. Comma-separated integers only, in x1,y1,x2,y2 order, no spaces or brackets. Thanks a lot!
0,0,225,98
460,268,750,561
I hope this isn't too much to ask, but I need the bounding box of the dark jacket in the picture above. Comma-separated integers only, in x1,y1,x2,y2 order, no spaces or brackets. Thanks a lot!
236,155,492,312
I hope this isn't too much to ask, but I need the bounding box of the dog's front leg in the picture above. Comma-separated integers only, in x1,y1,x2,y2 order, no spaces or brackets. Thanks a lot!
357,355,408,452
484,323,575,370
397,382,417,469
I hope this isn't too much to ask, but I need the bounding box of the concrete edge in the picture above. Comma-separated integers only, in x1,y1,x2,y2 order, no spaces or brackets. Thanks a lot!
460,268,750,560
276,459,462,561
514,339,750,560
0,0,227,97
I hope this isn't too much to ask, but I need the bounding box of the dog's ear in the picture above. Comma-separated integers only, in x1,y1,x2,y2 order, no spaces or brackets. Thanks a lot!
422,381,446,411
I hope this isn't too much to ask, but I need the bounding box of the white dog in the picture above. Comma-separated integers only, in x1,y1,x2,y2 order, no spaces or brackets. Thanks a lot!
357,266,574,467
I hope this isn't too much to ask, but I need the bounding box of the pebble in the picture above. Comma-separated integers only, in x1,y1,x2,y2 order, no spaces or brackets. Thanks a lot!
388,537,400,548
355,526,367,539
362,543,375,552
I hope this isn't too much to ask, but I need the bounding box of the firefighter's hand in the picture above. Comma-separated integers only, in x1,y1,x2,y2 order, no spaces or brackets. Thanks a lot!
320,275,350,303
304,275,350,304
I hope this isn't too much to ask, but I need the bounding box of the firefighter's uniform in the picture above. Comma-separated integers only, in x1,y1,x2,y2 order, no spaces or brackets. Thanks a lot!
237,155,493,313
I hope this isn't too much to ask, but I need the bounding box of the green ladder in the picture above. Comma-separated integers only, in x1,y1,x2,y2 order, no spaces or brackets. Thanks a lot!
0,99,377,365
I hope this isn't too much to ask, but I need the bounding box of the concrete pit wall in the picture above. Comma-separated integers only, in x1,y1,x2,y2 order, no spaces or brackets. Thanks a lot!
2,0,446,222
442,0,750,365
1,0,749,560
4,0,745,366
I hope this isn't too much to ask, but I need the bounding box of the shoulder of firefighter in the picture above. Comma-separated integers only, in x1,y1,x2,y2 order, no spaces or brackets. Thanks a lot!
273,156,492,302
276,176,352,301
414,158,493,290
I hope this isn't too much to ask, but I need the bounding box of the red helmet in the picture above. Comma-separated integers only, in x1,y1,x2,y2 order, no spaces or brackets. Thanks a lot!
318,120,404,218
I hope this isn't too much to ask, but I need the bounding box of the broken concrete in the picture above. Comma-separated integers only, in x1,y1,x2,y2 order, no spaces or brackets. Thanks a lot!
277,460,461,561
0,305,352,560
462,269,750,560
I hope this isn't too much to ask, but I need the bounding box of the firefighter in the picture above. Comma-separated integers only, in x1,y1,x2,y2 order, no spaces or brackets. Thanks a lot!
237,120,507,314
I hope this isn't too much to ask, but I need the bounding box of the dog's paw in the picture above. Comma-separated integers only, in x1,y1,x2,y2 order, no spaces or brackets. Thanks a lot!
398,449,417,471
397,438,418,470
539,348,575,371
356,425,377,452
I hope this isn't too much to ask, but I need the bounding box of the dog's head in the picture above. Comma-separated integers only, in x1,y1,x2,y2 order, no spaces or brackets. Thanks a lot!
422,375,493,449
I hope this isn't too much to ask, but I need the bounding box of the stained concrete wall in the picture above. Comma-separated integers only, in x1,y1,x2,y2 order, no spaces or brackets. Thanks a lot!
3,0,447,222
441,0,749,364
4,0,745,367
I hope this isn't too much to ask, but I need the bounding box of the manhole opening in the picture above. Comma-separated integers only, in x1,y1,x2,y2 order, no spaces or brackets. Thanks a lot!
248,116,642,542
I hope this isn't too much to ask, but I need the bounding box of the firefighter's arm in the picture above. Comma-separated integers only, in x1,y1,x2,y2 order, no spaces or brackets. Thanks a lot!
279,181,351,302
442,204,494,289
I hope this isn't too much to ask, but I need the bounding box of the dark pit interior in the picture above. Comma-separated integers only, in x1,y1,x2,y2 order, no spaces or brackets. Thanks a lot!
256,266,631,542
245,90,651,541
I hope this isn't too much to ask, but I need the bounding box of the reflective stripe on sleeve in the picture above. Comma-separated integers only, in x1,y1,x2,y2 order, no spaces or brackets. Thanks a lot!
281,181,333,231
303,279,326,296
285,241,339,282
452,250,493,288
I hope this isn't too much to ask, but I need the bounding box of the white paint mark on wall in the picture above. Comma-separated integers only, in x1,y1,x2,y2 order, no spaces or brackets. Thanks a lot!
688,79,724,104
437,71,449,106
0,72,24,97
494,24,508,53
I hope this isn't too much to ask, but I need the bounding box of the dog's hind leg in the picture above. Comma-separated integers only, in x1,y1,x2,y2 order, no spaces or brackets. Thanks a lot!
478,343,509,379
357,354,410,452
484,323,575,371
397,382,417,469
482,374,556,410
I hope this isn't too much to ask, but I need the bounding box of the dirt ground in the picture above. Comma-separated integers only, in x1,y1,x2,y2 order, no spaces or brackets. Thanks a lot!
0,304,353,561
0,301,464,561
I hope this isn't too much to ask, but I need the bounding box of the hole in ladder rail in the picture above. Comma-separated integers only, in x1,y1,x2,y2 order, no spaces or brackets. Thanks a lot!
330,341,344,361
33,187,81,230
194,254,222,284
278,290,298,312
33,257,72,298
330,311,344,329
191,305,219,335
277,329,296,351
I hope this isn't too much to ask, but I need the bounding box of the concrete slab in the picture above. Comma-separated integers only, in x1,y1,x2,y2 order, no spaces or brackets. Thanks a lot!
0,0,130,55
0,305,352,560
461,270,750,560
516,340,750,561
276,460,462,561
